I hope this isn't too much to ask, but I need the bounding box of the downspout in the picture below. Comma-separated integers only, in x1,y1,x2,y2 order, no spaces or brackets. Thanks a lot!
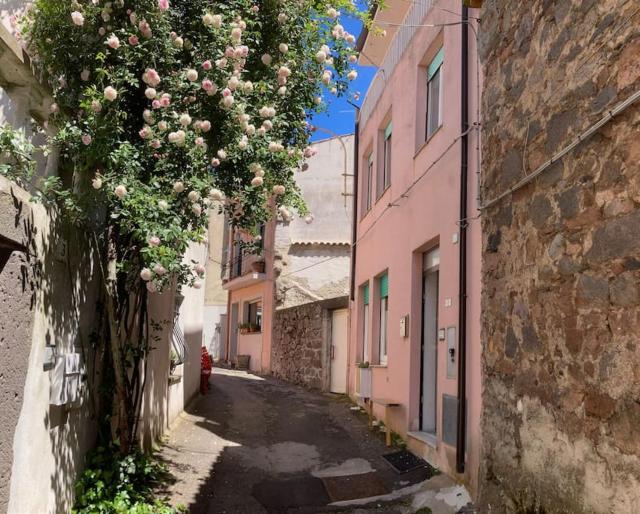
350,106,360,301
456,5,469,475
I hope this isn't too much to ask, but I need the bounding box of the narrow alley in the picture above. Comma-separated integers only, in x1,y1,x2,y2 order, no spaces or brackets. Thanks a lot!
159,368,472,514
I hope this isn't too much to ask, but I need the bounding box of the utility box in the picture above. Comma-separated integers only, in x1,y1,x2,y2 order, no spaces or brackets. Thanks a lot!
50,352,82,406
446,326,457,379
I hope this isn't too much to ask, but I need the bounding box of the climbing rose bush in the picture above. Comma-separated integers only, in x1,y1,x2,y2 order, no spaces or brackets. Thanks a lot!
23,0,363,292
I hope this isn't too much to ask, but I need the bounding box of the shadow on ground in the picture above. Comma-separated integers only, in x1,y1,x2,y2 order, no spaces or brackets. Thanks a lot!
157,368,468,514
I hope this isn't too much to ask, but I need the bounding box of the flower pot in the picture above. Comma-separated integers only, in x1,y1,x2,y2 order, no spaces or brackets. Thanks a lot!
464,0,483,7
251,261,265,273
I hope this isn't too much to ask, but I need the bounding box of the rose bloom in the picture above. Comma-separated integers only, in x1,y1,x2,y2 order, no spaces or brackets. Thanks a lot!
173,36,184,48
104,86,118,101
222,95,234,108
202,60,212,70
71,11,84,26
158,121,168,131
195,137,204,146
261,54,272,65
210,158,220,167
200,120,211,132
217,149,227,160
148,236,161,247
91,100,102,113
279,43,288,53
201,79,214,92
193,280,203,290
186,69,198,81
251,176,264,187
114,185,127,198
192,204,202,216
146,281,157,293
209,188,223,201
107,35,120,49
145,87,157,99
129,35,139,45
153,264,167,276
80,69,90,81
92,177,103,190
188,191,200,202
140,268,153,281
195,264,206,275
173,181,185,193
143,68,161,87
158,0,169,11
179,113,192,126
82,134,92,145
273,185,286,195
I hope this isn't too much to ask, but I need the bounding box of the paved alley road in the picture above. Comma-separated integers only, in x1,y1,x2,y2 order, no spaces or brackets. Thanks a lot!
159,368,471,514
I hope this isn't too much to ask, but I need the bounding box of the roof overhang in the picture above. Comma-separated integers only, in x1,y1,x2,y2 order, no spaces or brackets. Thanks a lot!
357,0,412,67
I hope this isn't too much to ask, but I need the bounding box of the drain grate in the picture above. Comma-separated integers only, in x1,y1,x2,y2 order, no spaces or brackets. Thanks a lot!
383,450,434,475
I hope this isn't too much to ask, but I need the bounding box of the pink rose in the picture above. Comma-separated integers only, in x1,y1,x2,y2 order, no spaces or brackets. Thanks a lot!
148,236,161,247
129,35,139,45
202,60,212,70
158,0,170,11
82,134,92,145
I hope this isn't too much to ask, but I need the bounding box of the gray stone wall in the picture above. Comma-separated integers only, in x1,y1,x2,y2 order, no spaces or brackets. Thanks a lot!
479,1,640,512
271,297,348,390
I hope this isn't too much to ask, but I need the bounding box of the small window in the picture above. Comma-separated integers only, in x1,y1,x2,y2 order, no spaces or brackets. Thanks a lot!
362,282,370,362
378,273,389,365
377,122,392,198
426,48,443,140
362,153,373,215
247,300,262,332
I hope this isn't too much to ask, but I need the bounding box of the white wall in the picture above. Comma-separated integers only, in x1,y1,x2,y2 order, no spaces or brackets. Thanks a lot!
274,135,354,310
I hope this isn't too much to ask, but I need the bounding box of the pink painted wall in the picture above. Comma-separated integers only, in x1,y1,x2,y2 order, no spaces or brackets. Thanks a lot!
225,218,277,374
349,3,482,497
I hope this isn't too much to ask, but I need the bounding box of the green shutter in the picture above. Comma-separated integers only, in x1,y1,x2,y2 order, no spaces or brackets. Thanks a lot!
384,121,393,140
363,283,370,305
380,273,389,298
428,47,444,80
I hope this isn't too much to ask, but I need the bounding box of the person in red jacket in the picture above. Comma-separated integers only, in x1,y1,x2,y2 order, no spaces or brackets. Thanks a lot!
200,346,212,394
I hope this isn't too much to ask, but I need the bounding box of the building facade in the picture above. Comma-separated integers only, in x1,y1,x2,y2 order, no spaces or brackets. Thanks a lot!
222,135,353,384
349,0,483,495
0,13,205,512
478,1,640,511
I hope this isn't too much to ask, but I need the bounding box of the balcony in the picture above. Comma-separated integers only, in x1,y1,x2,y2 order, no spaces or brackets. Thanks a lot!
222,244,266,291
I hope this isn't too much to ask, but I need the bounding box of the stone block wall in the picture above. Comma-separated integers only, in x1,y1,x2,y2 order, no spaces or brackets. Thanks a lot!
271,297,348,390
479,1,640,512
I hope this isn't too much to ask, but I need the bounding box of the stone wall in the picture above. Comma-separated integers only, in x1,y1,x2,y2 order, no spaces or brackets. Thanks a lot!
479,1,640,512
271,297,348,390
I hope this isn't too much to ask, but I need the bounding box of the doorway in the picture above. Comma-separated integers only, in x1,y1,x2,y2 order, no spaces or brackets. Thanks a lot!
420,248,439,433
229,303,239,363
330,309,349,393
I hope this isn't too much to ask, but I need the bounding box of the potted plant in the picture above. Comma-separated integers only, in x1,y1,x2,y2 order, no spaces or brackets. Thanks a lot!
251,259,265,273
248,323,261,333
170,351,179,375
238,323,250,335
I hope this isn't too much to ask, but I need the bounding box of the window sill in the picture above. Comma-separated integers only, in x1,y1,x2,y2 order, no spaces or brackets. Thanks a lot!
374,186,391,205
414,124,443,159
370,364,388,369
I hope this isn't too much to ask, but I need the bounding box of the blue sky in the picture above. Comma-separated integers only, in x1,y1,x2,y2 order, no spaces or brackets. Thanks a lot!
310,12,377,141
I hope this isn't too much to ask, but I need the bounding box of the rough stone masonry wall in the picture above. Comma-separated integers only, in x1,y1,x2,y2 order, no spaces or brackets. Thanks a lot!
479,1,640,512
271,297,348,390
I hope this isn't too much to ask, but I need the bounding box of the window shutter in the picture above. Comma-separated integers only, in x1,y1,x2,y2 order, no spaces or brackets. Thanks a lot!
380,273,389,298
428,47,444,80
363,283,370,305
384,121,393,140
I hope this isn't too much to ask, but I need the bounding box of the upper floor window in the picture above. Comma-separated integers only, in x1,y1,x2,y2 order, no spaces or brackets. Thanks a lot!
362,152,374,215
377,121,392,198
426,47,443,140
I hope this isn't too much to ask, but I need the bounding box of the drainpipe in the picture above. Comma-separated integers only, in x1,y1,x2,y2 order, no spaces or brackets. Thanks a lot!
350,105,360,301
456,5,469,475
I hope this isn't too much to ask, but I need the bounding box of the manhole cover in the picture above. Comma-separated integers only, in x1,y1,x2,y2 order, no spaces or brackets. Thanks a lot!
252,476,329,510
321,471,390,502
383,450,434,475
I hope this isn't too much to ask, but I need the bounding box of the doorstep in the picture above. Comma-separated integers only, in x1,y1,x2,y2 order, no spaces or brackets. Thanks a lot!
407,430,438,448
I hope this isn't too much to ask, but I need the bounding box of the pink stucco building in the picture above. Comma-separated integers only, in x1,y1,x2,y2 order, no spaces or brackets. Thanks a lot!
349,0,483,496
